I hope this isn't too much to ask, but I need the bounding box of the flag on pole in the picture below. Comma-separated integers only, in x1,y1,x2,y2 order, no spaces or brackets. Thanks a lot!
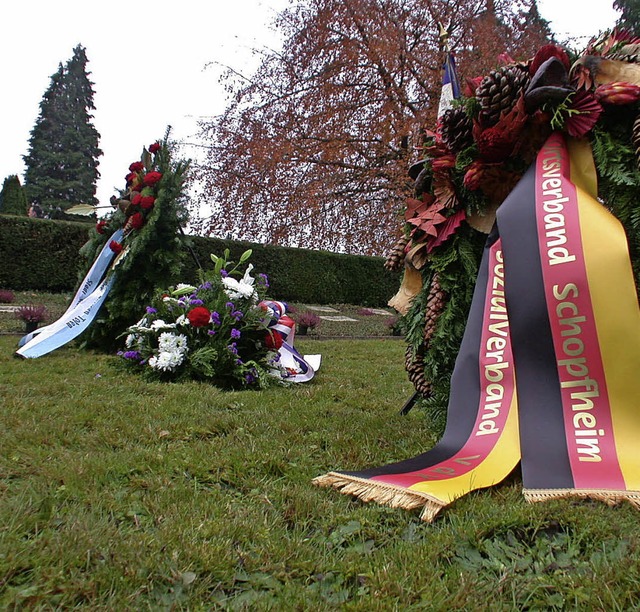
437,51,461,119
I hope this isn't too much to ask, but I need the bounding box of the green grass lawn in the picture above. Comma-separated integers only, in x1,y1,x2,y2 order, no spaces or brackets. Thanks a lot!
2,329,640,607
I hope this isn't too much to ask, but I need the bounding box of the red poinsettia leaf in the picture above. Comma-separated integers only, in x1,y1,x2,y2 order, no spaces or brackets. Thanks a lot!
427,208,467,253
408,205,447,237
405,194,434,221
463,76,484,97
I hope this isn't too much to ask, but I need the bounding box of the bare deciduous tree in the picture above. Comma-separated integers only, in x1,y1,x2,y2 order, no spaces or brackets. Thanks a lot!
195,0,551,255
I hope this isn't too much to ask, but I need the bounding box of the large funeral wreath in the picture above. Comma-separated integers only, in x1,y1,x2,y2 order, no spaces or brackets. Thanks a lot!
386,32,640,427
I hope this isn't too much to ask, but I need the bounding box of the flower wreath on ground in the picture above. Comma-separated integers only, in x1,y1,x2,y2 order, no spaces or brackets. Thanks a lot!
76,132,191,352
119,249,306,389
386,31,640,426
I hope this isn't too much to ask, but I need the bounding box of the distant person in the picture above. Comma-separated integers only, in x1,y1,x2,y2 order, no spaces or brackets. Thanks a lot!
28,203,44,218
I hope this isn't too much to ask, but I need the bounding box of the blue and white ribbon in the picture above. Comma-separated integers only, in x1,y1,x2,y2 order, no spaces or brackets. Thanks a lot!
16,230,124,357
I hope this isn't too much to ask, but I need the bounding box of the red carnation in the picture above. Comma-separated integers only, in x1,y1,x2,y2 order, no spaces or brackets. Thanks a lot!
149,142,161,154
96,220,107,234
129,161,144,172
143,171,163,186
140,196,155,209
131,193,142,206
109,240,123,254
187,306,211,327
265,331,283,350
129,212,144,230
125,172,138,184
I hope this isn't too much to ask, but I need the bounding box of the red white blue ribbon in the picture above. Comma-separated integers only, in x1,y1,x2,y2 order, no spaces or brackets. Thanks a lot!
260,300,320,383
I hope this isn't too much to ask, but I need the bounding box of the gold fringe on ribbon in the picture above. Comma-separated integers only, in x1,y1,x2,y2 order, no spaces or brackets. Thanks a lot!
524,488,640,510
312,472,446,522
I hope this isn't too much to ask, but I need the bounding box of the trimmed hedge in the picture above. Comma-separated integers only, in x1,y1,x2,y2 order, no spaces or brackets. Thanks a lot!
0,215,88,292
0,216,400,306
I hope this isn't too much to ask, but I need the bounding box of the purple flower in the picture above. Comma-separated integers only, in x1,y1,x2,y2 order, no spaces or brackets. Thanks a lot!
190,298,204,306
199,281,213,291
230,328,241,340
231,310,243,321
225,302,235,310
235,358,243,366
227,342,238,355
221,269,229,278
123,350,142,360
211,311,221,325
245,373,256,384
207,330,216,336
258,273,269,288
146,307,157,314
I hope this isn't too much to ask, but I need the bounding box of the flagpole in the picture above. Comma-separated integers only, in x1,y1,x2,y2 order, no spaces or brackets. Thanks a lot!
438,21,450,54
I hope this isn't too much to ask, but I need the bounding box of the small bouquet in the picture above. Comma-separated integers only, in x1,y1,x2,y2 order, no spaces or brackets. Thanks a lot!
119,250,289,388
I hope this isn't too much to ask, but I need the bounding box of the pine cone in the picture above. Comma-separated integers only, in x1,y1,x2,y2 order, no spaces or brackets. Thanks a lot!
476,66,529,127
423,273,446,345
403,273,447,397
405,346,432,396
440,106,473,153
633,114,640,171
384,234,409,271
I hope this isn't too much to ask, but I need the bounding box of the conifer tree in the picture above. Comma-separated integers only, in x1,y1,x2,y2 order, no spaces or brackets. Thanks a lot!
23,44,102,218
614,0,640,33
0,175,29,216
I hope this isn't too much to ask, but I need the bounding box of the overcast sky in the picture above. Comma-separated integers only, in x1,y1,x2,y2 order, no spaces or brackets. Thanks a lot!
0,0,620,212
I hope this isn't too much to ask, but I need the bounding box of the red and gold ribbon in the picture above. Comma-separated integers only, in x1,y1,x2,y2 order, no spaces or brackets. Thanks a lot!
315,133,640,519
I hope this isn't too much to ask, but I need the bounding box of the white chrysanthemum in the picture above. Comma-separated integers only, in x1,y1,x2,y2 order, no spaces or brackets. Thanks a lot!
222,264,257,300
158,332,177,352
125,334,136,348
158,332,189,355
174,334,189,353
149,350,185,371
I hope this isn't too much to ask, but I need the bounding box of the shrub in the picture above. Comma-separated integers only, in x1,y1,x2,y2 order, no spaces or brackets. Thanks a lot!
0,175,29,216
15,304,47,324
0,289,15,303
0,217,401,306
296,311,321,330
385,315,401,335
